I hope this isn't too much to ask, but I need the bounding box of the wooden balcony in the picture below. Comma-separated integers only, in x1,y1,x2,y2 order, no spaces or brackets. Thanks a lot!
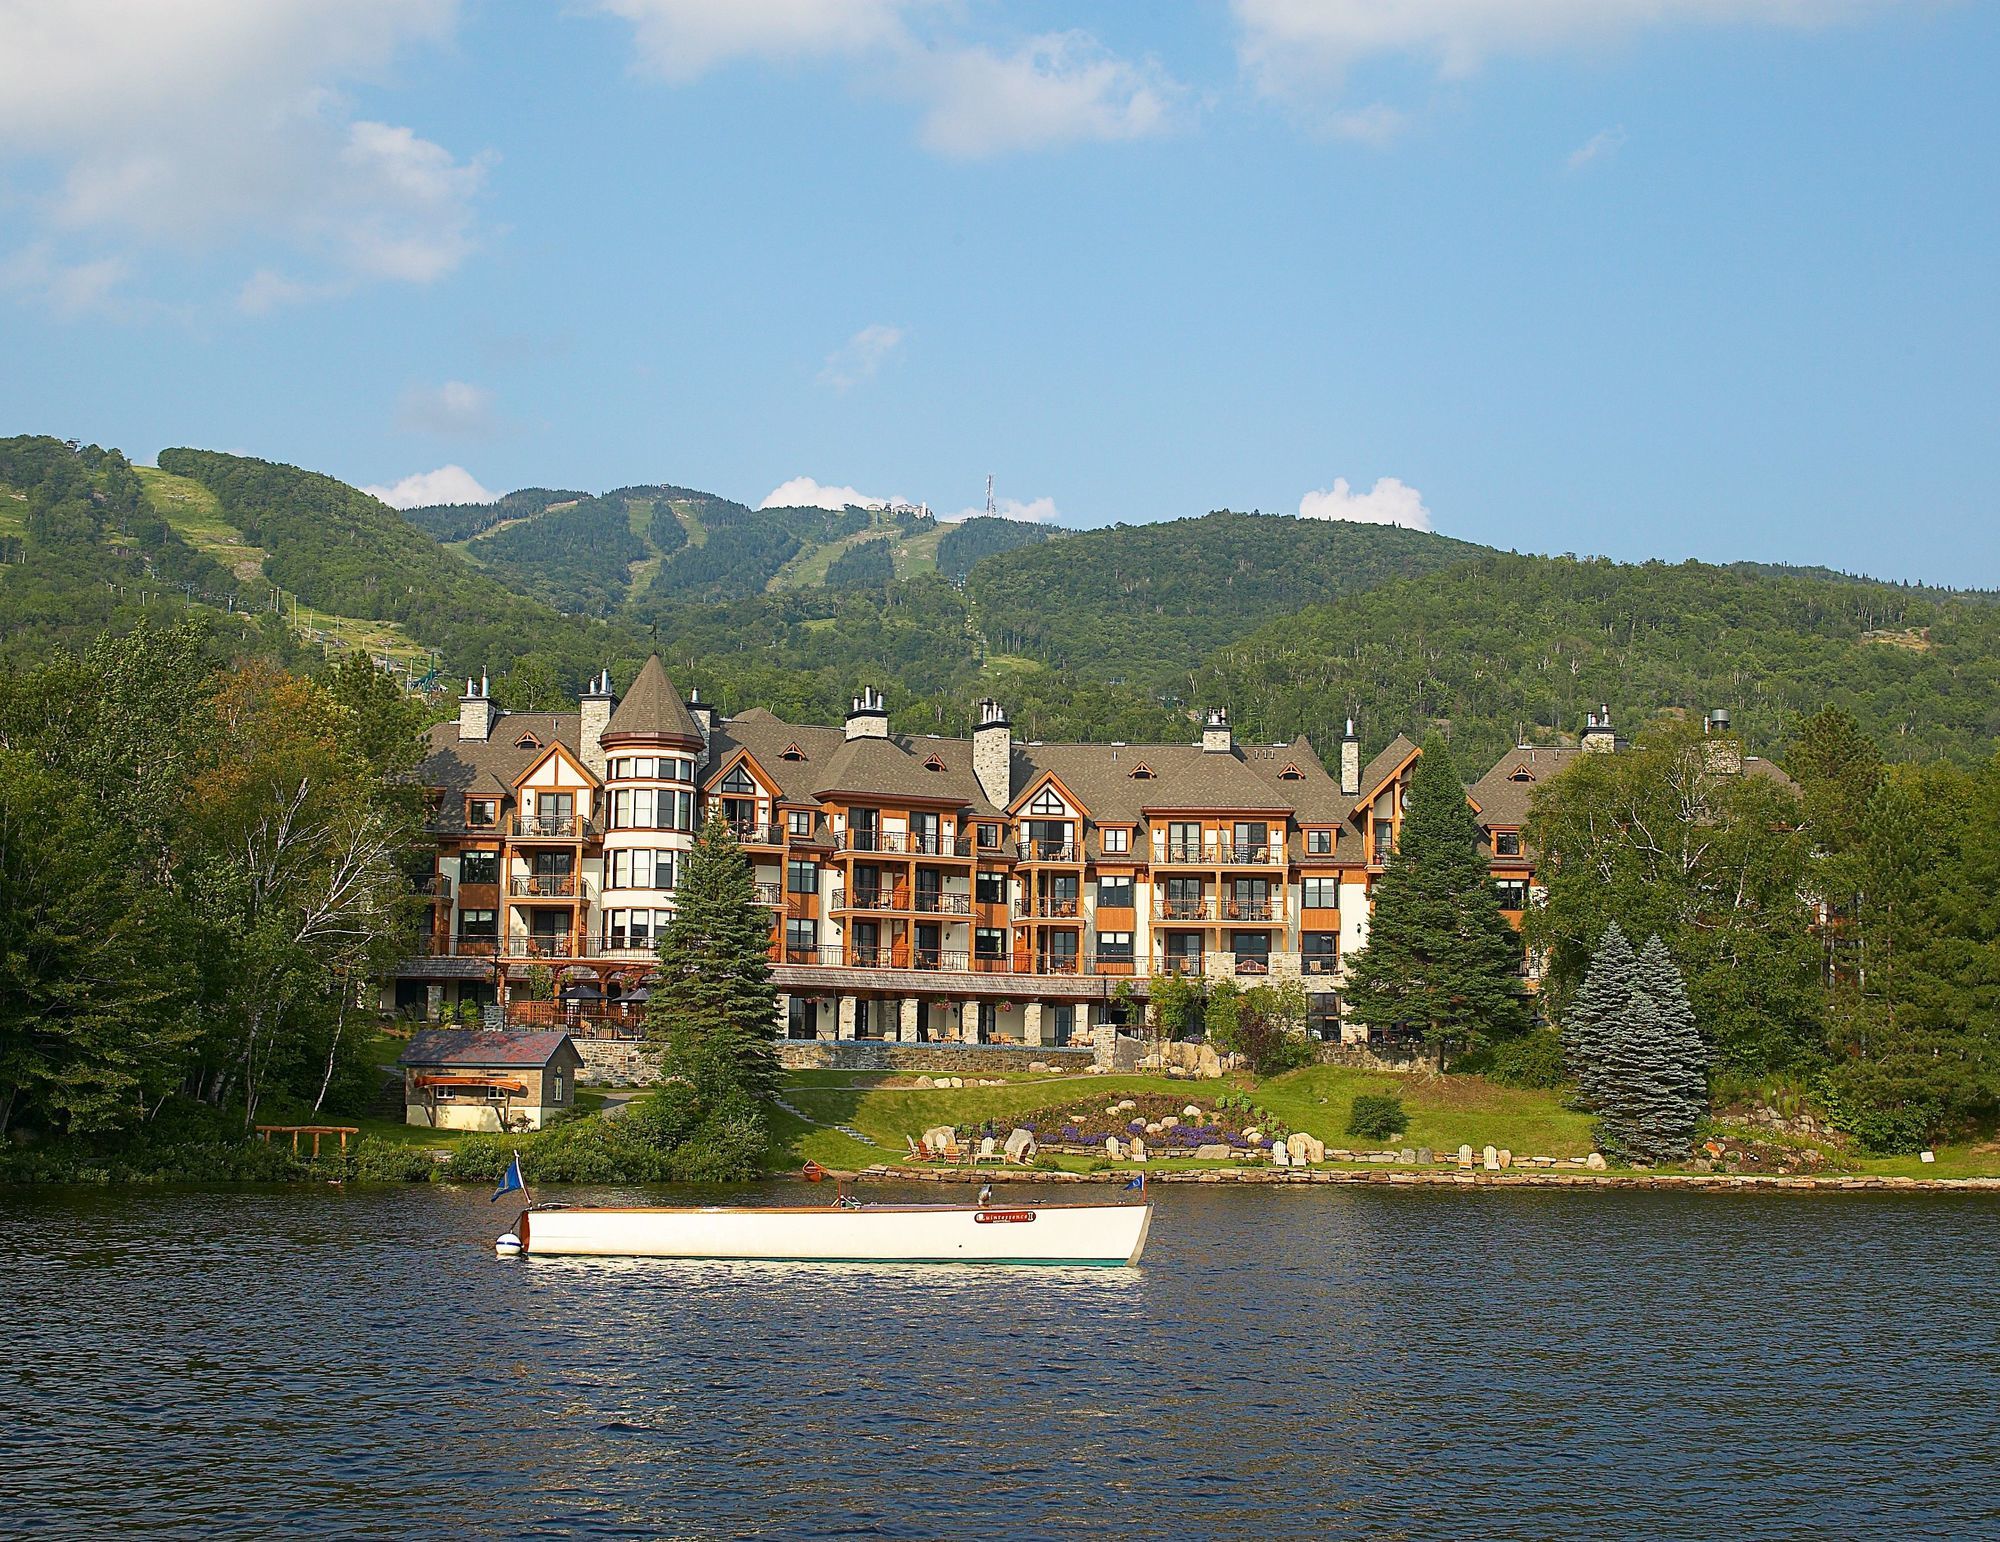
511,813,594,840
1016,896,1081,919
726,822,786,848
843,831,974,857
509,875,590,899
1015,840,1080,863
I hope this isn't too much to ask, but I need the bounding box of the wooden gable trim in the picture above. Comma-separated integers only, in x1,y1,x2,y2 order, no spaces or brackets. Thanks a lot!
1008,768,1090,819
511,738,599,791
1349,745,1423,822
704,746,778,797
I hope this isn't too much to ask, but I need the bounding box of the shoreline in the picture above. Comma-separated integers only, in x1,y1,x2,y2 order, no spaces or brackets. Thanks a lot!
841,1164,2000,1193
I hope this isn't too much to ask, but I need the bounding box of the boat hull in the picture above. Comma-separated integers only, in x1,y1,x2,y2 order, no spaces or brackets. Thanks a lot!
510,1201,1151,1265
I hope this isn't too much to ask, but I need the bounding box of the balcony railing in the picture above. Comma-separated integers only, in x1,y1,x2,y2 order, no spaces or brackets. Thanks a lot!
509,875,588,899
1159,955,1204,976
1234,954,1272,975
1091,954,1137,976
753,882,784,906
508,934,580,959
1160,899,1215,921
1161,842,1207,864
776,945,1106,977
844,830,973,856
1016,896,1081,919
1016,840,1079,863
1216,843,1274,864
912,891,972,915
512,813,592,839
1302,953,1340,976
727,823,785,847
1224,900,1278,922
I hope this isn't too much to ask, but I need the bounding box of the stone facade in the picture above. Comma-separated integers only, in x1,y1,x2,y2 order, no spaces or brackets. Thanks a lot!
775,1041,1096,1074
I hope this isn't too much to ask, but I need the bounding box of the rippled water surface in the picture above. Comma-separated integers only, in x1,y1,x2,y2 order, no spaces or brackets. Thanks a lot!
3,1182,1996,1538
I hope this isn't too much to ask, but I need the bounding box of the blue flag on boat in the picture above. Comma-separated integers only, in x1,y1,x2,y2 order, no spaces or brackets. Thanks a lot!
492,1151,525,1203
1123,1172,1146,1192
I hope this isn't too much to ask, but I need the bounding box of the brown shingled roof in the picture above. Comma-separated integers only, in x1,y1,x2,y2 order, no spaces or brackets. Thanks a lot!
398,1029,575,1068
604,654,703,744
417,712,583,832
1464,744,1584,828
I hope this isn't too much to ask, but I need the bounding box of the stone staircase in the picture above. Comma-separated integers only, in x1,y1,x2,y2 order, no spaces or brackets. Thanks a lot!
772,1092,885,1151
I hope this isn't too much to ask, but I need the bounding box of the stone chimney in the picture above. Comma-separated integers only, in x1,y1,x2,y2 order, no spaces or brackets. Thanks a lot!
972,697,1012,808
1703,708,1743,775
1340,719,1361,796
458,671,496,742
687,685,716,748
845,685,888,741
1201,706,1233,755
1581,706,1617,754
578,668,614,777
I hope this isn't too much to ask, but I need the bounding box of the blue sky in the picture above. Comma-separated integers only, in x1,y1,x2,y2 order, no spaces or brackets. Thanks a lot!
1,1,1995,584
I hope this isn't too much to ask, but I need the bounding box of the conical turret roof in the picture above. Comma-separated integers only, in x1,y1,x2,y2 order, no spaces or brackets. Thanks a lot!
603,655,704,745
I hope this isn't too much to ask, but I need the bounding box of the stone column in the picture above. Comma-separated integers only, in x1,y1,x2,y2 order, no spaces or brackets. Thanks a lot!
960,1000,981,1043
774,992,791,1041
837,995,858,1041
1092,1020,1117,1071
1022,1001,1045,1047
426,983,444,1022
1073,1002,1091,1043
899,997,920,1043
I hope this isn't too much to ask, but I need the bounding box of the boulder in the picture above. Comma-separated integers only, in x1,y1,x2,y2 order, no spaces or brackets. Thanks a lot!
1196,1044,1224,1079
1116,1099,1137,1112
1585,1152,1608,1171
1482,1145,1500,1171
915,1075,935,1089
1398,1148,1416,1165
1416,1147,1434,1165
1028,1062,1049,1074
1004,1128,1037,1163
1243,1128,1262,1142
1145,1122,1163,1136
1183,1105,1203,1119
1286,1133,1311,1160
1301,1135,1326,1163
1161,1116,1180,1130
1195,1143,1231,1161
1497,1149,1512,1170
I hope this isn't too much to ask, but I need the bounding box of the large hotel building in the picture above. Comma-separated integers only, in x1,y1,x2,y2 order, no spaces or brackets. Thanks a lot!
391,655,1778,1046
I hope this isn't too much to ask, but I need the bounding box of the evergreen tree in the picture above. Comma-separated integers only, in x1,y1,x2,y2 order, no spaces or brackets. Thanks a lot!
1562,922,1636,1111
1634,933,1708,1134
1343,736,1531,1065
647,813,781,1105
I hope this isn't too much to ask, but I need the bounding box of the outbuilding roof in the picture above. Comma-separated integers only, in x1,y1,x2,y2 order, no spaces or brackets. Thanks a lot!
399,1029,577,1068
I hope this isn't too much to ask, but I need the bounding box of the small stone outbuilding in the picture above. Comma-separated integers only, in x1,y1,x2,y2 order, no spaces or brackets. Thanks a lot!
399,1028,584,1132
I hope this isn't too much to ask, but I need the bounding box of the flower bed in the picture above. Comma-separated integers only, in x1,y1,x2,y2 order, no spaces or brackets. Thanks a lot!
946,1092,1292,1157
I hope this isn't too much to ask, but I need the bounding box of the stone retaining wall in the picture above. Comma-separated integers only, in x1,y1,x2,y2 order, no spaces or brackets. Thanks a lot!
840,1165,2000,1192
775,1041,1099,1074
577,1039,664,1088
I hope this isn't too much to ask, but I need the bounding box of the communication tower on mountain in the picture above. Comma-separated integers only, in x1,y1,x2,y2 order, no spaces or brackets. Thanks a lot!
985,474,996,518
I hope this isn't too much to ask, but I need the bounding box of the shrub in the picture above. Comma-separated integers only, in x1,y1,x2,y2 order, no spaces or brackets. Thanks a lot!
1487,1030,1569,1089
1347,1093,1409,1141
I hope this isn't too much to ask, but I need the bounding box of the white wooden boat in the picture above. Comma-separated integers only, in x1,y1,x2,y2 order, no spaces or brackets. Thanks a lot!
495,1199,1151,1265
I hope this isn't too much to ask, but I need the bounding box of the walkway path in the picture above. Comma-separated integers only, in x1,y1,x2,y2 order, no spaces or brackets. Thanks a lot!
772,1091,887,1150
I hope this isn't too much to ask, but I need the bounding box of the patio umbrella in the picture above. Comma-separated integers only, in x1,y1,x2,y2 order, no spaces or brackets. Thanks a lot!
560,981,604,1002
620,986,651,1003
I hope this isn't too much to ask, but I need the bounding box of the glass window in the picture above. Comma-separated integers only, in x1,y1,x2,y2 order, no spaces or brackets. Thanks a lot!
785,918,816,956
787,859,818,895
1096,875,1133,909
978,823,1001,850
1097,931,1133,961
1373,819,1394,858
1029,787,1065,815
1306,829,1332,854
788,809,813,838
974,928,1007,961
653,850,677,889
720,765,756,794
459,850,497,886
460,909,497,939
1495,879,1529,910
466,798,497,827
1495,831,1522,857
975,871,1007,906
1307,991,1341,1041
550,1071,565,1104
1303,932,1338,975
1302,876,1338,909
1102,827,1129,853
1167,821,1201,859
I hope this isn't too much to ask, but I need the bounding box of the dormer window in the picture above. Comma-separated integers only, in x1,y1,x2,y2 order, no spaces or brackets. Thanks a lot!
1279,762,1304,780
923,753,946,773
1509,765,1534,783
513,730,541,750
781,743,807,761
1129,763,1156,780
466,798,498,828
720,765,757,794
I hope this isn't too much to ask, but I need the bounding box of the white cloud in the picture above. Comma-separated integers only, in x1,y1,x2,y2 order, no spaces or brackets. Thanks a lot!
1567,125,1629,171
594,0,920,83
1298,477,1432,531
396,380,499,438
819,324,905,390
595,5,1178,158
0,1,484,313
761,475,900,511
941,494,1061,524
0,243,137,318
365,464,496,509
915,34,1181,159
1327,104,1409,146
1237,0,1886,95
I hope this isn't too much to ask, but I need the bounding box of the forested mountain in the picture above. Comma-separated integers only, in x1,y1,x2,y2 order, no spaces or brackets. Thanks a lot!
966,511,1485,689
936,515,1055,578
400,486,586,544
6,433,1998,780
1198,554,2000,768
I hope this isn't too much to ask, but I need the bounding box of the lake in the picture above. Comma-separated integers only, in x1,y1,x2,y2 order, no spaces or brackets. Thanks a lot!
4,1182,1995,1539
